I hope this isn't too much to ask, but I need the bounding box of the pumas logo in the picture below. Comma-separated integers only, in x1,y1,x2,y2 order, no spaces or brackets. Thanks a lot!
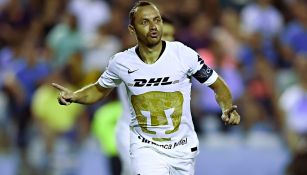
128,77,179,87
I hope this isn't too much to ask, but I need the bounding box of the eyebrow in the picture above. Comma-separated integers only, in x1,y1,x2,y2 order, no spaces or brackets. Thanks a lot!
154,16,161,19
140,15,161,21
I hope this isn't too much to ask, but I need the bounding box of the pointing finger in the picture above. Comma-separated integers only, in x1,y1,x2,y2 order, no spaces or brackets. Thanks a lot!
52,83,69,92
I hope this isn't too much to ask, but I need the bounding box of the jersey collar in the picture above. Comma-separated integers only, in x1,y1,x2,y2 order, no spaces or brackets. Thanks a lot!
135,40,166,64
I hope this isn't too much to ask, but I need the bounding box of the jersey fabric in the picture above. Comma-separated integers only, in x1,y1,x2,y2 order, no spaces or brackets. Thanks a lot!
115,83,133,175
98,41,218,159
131,145,195,175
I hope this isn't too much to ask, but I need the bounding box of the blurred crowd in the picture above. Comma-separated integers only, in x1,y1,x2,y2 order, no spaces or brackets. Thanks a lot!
0,0,307,175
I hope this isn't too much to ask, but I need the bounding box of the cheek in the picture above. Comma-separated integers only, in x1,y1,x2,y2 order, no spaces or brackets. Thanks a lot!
136,27,149,36
136,24,148,31
157,24,163,31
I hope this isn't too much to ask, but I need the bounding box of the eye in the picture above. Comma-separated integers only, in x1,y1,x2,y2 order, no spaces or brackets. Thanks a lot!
142,20,149,25
154,18,161,23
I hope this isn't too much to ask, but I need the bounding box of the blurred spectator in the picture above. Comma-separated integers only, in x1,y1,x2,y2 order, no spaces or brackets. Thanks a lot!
83,23,122,74
40,0,68,40
286,150,307,175
280,0,307,64
12,40,50,155
110,0,133,14
0,126,19,175
219,0,253,11
30,70,84,174
177,0,201,26
68,0,111,39
0,0,9,9
108,6,129,38
239,53,282,133
161,16,176,41
151,0,178,19
0,36,51,174
279,57,307,152
46,13,83,68
238,32,278,79
201,0,222,24
178,13,213,50
212,8,242,60
0,0,31,46
92,96,123,175
240,0,284,39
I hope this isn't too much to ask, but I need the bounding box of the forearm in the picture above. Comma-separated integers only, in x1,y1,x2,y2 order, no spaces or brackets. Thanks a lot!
72,82,112,104
210,77,233,112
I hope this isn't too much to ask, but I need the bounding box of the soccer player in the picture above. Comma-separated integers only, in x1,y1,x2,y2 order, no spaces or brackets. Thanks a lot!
52,1,240,174
115,15,177,175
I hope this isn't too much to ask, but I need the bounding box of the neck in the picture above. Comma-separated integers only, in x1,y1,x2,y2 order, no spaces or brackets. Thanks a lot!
138,41,163,64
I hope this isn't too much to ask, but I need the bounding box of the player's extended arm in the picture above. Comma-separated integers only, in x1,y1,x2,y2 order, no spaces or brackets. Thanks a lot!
209,77,240,125
52,82,113,105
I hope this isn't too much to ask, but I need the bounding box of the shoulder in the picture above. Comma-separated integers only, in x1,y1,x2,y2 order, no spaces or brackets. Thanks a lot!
110,46,137,64
166,41,195,54
166,41,185,49
168,41,197,55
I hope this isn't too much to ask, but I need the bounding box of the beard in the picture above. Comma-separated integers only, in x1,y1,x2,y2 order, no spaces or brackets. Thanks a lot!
146,36,161,47
136,30,162,48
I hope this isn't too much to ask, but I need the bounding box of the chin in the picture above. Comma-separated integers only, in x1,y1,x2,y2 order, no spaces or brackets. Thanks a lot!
147,41,160,47
147,38,161,47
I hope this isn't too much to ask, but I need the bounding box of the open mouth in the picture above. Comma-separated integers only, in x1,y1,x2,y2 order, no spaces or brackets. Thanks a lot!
149,31,158,38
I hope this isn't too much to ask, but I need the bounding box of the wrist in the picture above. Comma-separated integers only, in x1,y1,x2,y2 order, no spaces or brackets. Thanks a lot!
70,92,79,103
221,104,233,112
222,105,237,114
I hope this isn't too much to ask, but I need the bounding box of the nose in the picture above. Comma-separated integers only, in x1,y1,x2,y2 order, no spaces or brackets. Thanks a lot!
149,21,157,30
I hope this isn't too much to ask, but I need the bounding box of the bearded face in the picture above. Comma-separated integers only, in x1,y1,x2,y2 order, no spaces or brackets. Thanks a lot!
130,5,163,47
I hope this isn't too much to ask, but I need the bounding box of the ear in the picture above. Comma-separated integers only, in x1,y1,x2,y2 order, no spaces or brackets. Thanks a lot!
128,24,135,35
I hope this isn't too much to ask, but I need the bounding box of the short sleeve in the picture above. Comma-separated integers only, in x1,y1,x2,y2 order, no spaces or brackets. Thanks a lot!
177,42,202,76
177,42,218,86
97,57,122,88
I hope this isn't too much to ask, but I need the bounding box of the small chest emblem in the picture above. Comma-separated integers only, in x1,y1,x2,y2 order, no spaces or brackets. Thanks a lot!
128,69,138,74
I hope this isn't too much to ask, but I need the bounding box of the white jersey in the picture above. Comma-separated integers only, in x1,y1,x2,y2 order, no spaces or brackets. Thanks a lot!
115,83,132,175
98,41,218,158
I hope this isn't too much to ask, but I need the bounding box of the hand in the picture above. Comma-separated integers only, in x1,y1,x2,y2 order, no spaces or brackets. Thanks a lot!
52,83,75,105
221,105,240,125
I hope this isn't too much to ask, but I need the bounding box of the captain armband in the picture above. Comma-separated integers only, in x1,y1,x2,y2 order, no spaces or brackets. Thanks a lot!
192,64,218,86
